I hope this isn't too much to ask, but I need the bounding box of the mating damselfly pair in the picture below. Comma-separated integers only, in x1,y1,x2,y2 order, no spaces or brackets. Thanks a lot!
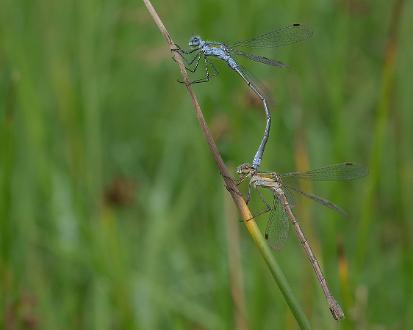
173,24,367,320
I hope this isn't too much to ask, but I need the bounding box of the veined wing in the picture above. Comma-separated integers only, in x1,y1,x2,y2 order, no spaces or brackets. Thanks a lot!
229,24,313,49
265,197,289,251
230,49,286,67
287,185,347,216
236,65,272,101
280,162,368,181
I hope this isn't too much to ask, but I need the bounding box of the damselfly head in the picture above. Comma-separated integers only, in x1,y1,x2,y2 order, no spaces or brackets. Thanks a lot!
189,36,202,47
236,163,254,175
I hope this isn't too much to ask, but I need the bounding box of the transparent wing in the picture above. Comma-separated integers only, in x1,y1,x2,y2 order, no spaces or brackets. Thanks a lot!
280,162,368,182
230,49,286,67
229,24,313,49
286,185,347,216
264,197,290,251
236,65,268,97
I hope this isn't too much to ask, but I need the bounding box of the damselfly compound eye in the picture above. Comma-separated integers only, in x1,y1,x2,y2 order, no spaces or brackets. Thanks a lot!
236,163,252,174
189,36,201,47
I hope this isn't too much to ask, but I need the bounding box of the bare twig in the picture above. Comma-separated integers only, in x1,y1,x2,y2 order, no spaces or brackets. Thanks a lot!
142,1,311,328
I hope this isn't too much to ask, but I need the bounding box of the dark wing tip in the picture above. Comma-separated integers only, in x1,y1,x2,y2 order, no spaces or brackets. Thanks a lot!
292,23,314,38
344,162,369,178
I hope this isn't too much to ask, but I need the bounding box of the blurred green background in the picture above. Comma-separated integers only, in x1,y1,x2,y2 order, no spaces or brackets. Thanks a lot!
1,0,412,329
